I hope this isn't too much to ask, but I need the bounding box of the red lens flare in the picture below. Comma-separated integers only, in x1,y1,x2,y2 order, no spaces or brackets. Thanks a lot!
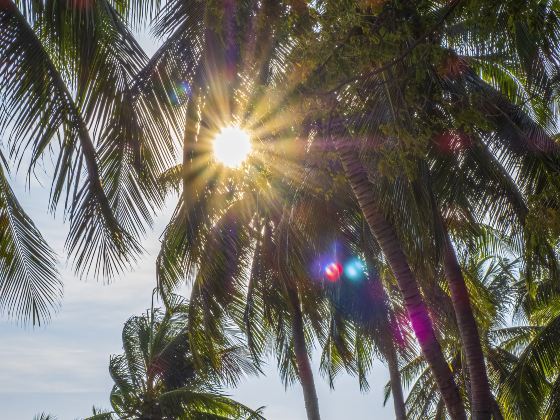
325,262,343,282
434,130,473,153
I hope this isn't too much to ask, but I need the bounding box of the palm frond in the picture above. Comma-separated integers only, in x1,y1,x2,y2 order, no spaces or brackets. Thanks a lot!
0,156,61,325
0,2,142,280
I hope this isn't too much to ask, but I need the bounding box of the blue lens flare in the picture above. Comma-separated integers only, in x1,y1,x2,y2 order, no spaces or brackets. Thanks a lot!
344,259,365,281
179,81,192,97
169,81,192,105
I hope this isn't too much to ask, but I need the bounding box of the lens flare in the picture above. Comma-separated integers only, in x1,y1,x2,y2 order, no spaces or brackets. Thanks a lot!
169,81,192,105
344,259,365,281
213,126,252,168
325,262,343,282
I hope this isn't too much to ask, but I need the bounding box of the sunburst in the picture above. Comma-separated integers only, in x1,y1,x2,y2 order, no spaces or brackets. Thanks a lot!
212,126,253,168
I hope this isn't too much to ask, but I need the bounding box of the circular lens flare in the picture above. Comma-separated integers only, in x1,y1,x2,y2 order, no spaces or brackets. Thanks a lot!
213,126,252,168
345,259,365,281
325,262,343,282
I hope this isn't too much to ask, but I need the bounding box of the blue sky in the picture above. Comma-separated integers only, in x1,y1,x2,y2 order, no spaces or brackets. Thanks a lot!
0,27,395,420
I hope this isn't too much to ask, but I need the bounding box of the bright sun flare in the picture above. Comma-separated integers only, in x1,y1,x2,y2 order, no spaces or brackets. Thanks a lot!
212,126,252,168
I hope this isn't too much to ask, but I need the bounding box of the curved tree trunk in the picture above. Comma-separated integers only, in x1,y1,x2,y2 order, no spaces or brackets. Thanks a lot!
288,288,322,420
442,229,492,420
336,140,466,420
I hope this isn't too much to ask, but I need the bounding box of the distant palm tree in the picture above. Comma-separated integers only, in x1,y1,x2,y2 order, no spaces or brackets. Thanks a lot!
107,299,264,420
33,414,57,420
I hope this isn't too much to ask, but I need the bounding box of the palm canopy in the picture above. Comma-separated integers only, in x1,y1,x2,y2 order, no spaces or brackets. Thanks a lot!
0,0,181,323
0,0,178,281
107,296,264,420
282,1,560,418
150,0,560,417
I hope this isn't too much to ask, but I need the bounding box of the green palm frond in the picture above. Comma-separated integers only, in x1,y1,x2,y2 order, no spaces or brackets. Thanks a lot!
0,156,61,325
0,1,143,280
159,389,264,420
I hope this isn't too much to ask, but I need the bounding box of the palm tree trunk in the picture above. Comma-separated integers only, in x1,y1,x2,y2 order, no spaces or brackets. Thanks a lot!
336,140,466,420
442,229,492,420
384,331,407,420
366,260,407,419
288,288,321,420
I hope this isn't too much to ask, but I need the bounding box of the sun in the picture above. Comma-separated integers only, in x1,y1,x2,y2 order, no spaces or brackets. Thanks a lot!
212,126,252,168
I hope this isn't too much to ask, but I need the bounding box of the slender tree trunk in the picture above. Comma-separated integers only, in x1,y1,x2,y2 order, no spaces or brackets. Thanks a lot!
366,260,407,419
288,288,321,420
384,331,407,420
442,229,492,420
336,140,466,420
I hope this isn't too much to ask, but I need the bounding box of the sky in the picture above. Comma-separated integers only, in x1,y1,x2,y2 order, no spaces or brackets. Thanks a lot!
0,26,395,420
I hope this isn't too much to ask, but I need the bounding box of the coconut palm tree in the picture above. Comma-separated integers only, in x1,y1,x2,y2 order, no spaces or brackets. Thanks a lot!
395,226,560,420
107,297,264,420
157,158,334,420
0,0,178,322
493,236,560,419
33,414,57,420
286,2,560,418
146,3,331,418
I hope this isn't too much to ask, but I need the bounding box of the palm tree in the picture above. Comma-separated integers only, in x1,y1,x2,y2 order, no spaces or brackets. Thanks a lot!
333,133,466,419
287,2,560,418
395,227,560,420
33,415,57,420
492,237,560,419
107,298,264,419
0,0,177,321
147,3,330,418
157,165,329,420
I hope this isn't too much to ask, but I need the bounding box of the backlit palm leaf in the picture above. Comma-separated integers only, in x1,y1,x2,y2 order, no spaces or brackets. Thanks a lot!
0,155,61,325
0,1,143,280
